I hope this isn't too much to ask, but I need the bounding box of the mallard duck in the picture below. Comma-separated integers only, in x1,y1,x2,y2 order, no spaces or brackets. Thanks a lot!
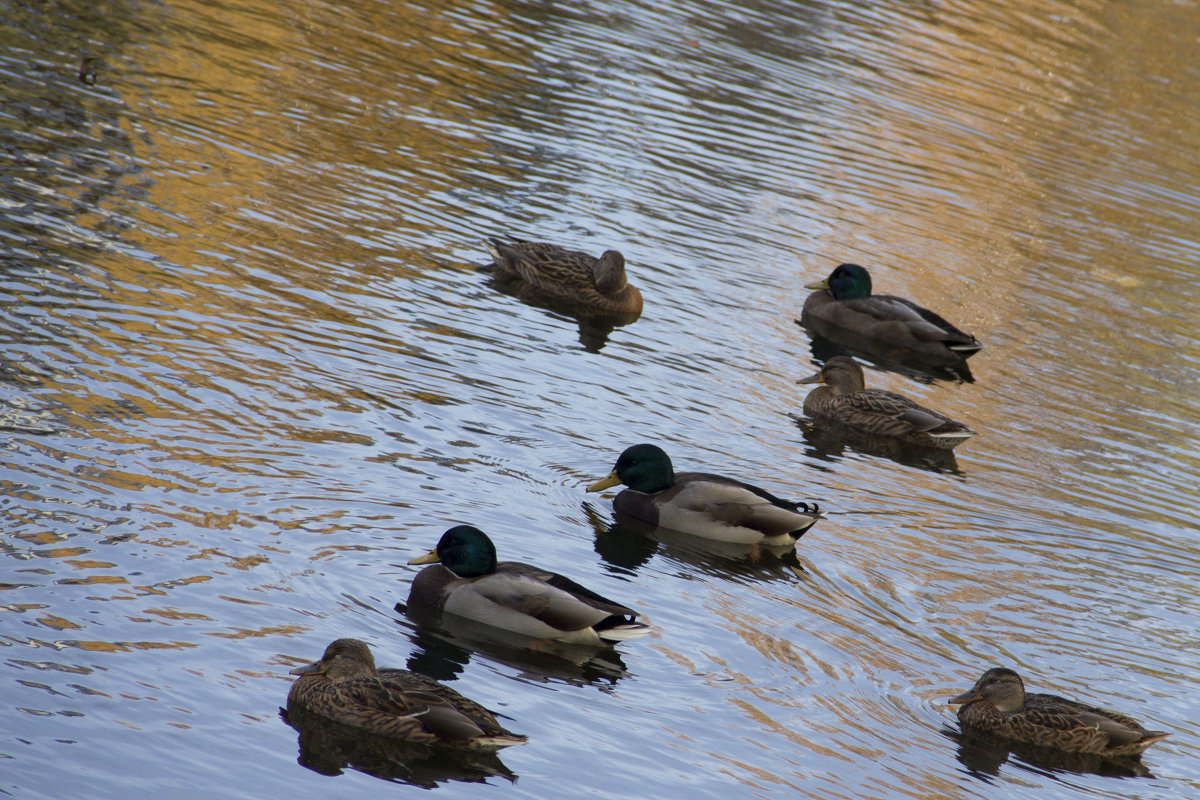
797,356,975,449
483,237,643,316
587,444,823,545
949,667,1169,758
286,638,526,750
802,263,982,361
406,525,650,645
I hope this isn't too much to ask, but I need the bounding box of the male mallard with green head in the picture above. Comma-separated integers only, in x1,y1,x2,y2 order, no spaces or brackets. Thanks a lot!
802,263,982,361
405,525,650,645
588,444,823,545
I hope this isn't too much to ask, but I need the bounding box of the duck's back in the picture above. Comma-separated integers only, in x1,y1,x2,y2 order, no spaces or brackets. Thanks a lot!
805,385,973,448
287,672,443,742
486,239,595,289
804,290,981,357
484,238,642,314
1022,692,1151,734
617,472,819,543
291,670,522,748
441,562,644,643
968,691,1170,756
808,386,946,428
374,669,522,743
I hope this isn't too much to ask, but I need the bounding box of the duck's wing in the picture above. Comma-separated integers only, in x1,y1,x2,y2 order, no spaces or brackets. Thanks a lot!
485,238,595,291
845,295,981,349
836,389,953,434
475,565,635,632
673,473,823,536
1023,693,1135,723
375,669,527,745
1019,693,1164,750
323,677,468,741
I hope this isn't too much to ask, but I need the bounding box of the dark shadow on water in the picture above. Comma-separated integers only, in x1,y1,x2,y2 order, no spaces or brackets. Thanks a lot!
581,502,809,583
393,602,629,687
280,705,518,787
796,321,975,384
940,725,1157,781
481,268,641,352
790,413,966,476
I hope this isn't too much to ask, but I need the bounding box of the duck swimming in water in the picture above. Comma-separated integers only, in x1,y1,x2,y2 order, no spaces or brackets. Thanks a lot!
588,443,823,545
483,237,643,316
949,667,1169,758
797,356,975,449
286,638,526,750
405,525,650,645
801,263,982,363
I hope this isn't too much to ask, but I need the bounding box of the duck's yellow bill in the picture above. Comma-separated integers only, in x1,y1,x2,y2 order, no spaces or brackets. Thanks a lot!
407,549,441,566
803,278,830,290
587,471,621,492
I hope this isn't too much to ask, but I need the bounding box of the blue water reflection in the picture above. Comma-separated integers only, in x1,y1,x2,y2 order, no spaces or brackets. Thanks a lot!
2,0,1198,797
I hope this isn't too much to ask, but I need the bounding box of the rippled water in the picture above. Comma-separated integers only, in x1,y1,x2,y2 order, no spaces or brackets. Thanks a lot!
3,0,1199,797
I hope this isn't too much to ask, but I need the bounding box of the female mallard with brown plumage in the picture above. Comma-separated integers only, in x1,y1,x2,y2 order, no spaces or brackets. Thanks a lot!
798,357,975,449
802,263,982,362
483,237,643,316
405,525,650,645
949,667,1169,758
286,638,526,750
587,443,824,545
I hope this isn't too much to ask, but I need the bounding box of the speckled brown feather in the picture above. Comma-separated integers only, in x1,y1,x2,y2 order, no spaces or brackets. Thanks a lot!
286,639,525,750
484,237,642,315
951,668,1168,758
800,357,974,449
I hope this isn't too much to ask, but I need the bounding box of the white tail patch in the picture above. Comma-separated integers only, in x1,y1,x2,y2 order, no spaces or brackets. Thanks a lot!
476,734,529,749
598,622,652,642
930,430,975,441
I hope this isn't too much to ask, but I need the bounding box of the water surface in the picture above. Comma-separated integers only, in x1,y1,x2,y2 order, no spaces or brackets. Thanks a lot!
3,0,1199,797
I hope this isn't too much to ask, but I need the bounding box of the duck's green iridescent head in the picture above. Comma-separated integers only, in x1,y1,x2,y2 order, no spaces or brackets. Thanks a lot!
588,443,676,494
408,525,498,578
805,263,873,300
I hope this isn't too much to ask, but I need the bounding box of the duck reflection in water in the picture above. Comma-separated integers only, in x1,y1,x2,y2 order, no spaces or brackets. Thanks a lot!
395,610,630,687
581,501,808,581
793,412,964,475
942,725,1157,780
281,638,523,786
798,325,976,384
282,705,519,787
480,236,643,352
